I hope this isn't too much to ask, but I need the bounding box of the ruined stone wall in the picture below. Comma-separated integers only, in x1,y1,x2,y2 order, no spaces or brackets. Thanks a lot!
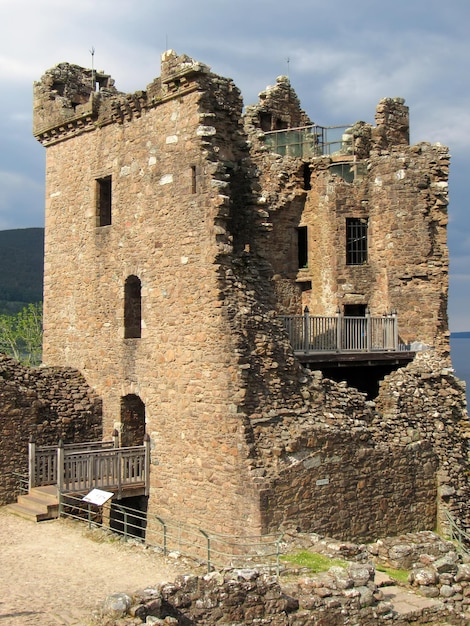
0,354,102,505
35,51,286,535
245,88,449,349
374,351,470,532
34,52,466,544
244,351,470,539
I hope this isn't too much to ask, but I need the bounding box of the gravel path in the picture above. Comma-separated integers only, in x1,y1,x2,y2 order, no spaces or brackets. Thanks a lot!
0,507,183,625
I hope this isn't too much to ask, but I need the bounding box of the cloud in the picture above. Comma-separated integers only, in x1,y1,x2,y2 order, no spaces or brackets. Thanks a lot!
0,171,43,230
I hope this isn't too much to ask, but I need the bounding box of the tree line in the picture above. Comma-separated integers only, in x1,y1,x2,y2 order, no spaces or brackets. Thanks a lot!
0,302,42,366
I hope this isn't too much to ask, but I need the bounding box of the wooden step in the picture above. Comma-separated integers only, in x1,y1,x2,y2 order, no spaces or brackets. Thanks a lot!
6,485,59,522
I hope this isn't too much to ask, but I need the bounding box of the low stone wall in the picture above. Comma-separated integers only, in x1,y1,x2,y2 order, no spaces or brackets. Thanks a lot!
91,530,470,625
93,565,467,626
0,354,102,505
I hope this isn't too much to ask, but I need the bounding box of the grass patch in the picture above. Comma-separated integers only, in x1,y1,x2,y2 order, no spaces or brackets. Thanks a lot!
281,550,347,573
376,564,409,583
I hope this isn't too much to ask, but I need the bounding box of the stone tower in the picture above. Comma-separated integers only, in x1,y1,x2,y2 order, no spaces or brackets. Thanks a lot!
34,51,469,542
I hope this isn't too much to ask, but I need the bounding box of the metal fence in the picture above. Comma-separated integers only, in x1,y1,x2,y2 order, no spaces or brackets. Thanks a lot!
280,311,401,354
58,493,283,574
263,124,352,158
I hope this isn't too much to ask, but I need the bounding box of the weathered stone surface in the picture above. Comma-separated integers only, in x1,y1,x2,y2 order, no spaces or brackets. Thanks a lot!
93,560,470,625
30,50,469,543
0,354,102,505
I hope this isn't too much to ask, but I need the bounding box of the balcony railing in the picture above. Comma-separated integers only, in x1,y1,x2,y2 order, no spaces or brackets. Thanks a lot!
263,124,353,158
29,434,150,498
280,310,405,354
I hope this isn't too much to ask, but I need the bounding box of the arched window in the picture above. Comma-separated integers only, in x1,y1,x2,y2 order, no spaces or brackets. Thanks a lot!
124,275,142,338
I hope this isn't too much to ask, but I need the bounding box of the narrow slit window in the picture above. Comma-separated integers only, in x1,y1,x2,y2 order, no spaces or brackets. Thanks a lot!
124,275,142,339
346,218,368,265
297,226,308,269
191,165,197,194
96,176,112,226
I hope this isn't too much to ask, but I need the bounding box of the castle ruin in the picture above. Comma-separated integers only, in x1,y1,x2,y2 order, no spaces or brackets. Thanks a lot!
31,51,469,541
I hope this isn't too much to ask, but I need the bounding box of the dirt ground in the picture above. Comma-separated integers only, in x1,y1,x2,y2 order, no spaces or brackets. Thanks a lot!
0,507,187,625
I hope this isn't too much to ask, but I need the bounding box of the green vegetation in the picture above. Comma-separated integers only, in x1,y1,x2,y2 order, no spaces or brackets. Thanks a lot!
281,550,347,573
376,564,409,583
0,302,43,365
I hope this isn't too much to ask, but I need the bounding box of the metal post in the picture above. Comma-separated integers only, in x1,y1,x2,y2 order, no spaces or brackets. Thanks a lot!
199,529,211,573
28,435,36,491
156,516,167,555
57,439,64,494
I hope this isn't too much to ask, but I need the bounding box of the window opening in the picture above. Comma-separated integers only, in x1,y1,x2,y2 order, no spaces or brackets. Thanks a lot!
303,163,311,190
297,280,312,292
344,304,367,317
124,275,142,338
297,226,308,269
260,113,272,132
346,218,368,265
96,176,112,226
191,165,197,194
275,118,288,130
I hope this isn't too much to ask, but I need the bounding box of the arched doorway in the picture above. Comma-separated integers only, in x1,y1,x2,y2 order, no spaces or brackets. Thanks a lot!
120,394,145,447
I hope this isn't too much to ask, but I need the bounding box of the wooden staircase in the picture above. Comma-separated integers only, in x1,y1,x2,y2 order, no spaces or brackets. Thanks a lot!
6,485,59,522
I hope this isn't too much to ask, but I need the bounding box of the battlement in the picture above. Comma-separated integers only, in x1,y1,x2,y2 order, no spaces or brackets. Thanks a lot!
33,51,222,146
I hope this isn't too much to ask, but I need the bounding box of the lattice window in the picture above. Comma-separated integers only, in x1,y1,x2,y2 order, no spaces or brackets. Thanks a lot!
346,218,368,265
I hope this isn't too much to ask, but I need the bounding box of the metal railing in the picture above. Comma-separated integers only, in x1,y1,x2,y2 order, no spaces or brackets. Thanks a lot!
280,310,403,354
58,493,283,575
263,124,353,158
29,435,150,497
443,509,470,558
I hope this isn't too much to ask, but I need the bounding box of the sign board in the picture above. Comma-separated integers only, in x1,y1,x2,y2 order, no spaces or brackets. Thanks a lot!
82,488,114,506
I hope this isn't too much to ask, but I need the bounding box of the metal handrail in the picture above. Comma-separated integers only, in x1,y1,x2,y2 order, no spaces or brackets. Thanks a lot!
58,493,283,575
443,509,470,557
263,124,353,158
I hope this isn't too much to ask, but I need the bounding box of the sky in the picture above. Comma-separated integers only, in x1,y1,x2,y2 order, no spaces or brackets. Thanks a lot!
0,0,469,330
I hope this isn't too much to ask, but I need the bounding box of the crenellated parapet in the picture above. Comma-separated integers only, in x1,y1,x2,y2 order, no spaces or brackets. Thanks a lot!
33,50,214,146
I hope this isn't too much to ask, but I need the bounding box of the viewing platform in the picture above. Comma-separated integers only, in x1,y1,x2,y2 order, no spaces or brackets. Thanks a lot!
280,309,415,368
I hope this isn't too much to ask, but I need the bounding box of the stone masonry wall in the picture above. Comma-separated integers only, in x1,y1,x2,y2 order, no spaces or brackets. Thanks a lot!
0,354,102,505
33,52,467,544
244,85,449,350
374,351,470,533
35,52,272,535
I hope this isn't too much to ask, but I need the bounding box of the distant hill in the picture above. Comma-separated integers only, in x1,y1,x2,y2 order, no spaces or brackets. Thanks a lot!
0,228,44,314
451,332,470,339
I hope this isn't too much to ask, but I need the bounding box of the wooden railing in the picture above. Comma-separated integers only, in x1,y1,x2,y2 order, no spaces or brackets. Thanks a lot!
29,434,150,498
280,310,405,354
